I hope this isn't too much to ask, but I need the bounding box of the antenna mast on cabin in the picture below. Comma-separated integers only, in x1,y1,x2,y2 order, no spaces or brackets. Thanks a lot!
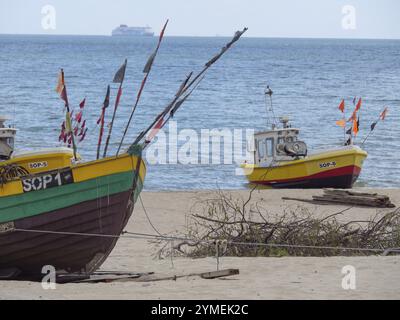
264,85,276,129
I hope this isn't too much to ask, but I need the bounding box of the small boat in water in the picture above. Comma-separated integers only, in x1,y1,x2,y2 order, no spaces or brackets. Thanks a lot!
242,89,368,188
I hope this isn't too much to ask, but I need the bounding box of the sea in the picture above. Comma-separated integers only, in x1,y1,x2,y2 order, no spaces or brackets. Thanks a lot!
0,35,399,190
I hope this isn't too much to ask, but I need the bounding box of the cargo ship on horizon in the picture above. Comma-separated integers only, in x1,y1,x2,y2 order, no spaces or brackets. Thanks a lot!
111,24,154,37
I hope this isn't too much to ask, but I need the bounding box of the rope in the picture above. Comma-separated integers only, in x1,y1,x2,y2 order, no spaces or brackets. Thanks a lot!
0,164,29,185
139,194,164,237
13,227,394,254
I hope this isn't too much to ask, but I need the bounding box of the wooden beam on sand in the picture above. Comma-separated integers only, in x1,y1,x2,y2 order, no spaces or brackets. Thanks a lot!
126,269,240,283
283,189,396,208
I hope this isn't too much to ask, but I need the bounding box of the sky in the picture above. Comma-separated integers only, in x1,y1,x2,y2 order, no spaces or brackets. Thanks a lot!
0,0,399,39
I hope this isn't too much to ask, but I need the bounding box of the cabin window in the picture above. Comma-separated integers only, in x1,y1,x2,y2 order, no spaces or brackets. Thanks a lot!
7,138,14,148
257,139,265,158
265,138,274,157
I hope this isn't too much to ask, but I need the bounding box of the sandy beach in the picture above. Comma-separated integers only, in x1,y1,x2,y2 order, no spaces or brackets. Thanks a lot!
1,188,399,300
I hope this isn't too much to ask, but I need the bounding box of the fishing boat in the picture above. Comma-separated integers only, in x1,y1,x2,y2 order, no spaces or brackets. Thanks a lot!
0,115,146,279
0,24,247,279
241,89,368,188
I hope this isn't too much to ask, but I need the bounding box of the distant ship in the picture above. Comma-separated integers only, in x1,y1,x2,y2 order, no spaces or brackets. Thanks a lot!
112,24,154,37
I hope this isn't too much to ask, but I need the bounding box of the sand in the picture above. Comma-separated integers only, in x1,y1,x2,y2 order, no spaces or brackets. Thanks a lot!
1,188,399,300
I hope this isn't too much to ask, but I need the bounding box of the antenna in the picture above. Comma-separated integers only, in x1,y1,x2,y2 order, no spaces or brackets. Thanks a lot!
264,85,276,129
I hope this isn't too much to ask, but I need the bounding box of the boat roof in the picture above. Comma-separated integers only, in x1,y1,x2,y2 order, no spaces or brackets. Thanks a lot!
12,147,74,158
255,128,300,135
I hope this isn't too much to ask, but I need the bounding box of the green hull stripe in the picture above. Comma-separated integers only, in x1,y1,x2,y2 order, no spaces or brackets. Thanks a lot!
0,170,143,224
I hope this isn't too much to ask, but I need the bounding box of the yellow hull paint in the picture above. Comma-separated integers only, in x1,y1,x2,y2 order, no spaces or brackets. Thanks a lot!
0,152,146,198
242,146,367,184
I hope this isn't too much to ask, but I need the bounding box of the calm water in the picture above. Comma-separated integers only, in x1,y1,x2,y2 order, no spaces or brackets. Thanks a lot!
0,35,399,190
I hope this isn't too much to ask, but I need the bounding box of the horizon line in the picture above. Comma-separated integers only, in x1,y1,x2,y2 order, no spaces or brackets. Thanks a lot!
0,33,400,41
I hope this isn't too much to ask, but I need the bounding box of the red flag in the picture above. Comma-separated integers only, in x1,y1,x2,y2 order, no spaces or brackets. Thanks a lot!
355,97,362,112
75,111,83,123
80,128,88,142
79,98,86,109
146,116,164,142
380,107,388,120
338,99,345,113
115,87,123,108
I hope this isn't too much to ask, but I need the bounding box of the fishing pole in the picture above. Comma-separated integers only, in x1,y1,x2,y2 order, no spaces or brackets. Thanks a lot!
103,59,127,158
116,19,169,157
133,27,248,148
360,107,388,147
132,72,194,146
56,69,78,161
96,85,110,160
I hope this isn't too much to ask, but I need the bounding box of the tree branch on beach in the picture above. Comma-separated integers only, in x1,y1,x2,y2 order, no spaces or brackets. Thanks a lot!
155,191,400,258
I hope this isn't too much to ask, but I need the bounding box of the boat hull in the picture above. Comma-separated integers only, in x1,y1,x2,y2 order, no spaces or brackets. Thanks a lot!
242,146,367,189
0,153,145,279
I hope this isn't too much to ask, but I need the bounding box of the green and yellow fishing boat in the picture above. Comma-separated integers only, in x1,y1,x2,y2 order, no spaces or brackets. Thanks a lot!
0,25,247,280
0,132,146,279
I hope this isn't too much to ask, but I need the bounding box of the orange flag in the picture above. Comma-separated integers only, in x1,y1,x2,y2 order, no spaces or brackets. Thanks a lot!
352,118,359,135
338,99,345,113
348,109,357,122
336,119,346,127
55,71,64,95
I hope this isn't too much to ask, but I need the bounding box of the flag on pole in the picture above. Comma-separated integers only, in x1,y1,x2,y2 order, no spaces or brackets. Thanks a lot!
55,71,64,95
79,98,86,109
338,99,345,113
75,111,83,123
55,69,69,105
355,97,362,112
353,117,359,135
380,107,388,120
142,20,168,74
103,85,110,109
96,85,111,159
113,59,128,83
80,128,88,142
145,116,164,142
115,87,123,110
335,119,346,127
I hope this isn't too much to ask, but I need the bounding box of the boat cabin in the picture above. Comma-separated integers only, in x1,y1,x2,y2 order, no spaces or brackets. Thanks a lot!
0,115,78,175
0,116,17,160
252,117,307,166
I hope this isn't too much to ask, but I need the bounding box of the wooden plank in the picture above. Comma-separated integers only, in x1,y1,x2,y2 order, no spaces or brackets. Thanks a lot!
135,269,240,282
323,189,379,197
200,269,239,279
312,195,395,208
